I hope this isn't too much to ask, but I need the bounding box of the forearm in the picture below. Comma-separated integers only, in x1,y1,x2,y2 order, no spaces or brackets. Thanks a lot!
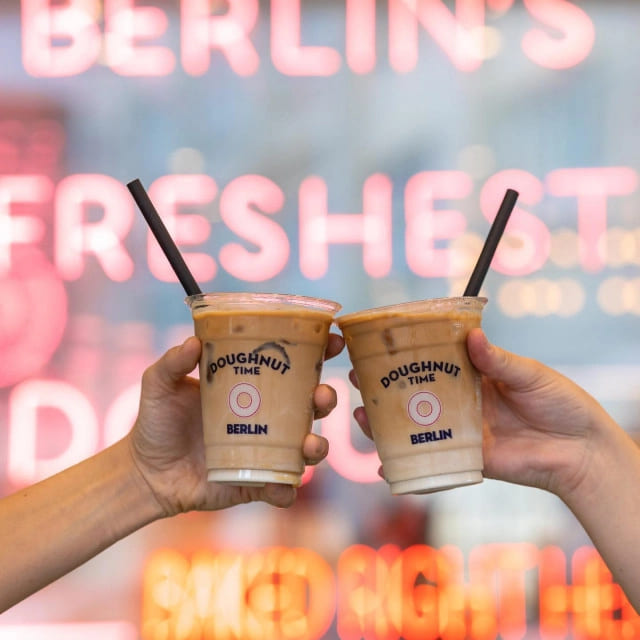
0,437,164,612
561,415,640,613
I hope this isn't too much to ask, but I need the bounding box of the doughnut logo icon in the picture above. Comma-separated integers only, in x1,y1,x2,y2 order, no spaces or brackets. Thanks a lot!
407,391,442,427
229,383,261,418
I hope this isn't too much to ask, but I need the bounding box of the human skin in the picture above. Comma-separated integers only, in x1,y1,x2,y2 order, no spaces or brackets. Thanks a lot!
353,328,640,613
0,333,344,613
467,328,640,613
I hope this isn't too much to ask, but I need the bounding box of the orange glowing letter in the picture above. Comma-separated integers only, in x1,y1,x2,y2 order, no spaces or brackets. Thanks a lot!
571,547,640,639
244,547,335,640
337,544,402,640
469,544,538,640
538,546,569,639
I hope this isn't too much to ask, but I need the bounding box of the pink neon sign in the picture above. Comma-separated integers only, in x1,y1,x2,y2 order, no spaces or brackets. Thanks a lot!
20,0,595,78
0,168,637,286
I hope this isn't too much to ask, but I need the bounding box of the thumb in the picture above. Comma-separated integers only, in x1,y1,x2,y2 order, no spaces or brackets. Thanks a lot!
467,328,541,392
152,336,202,388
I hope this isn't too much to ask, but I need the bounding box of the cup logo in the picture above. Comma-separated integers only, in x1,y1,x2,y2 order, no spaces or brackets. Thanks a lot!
229,382,261,418
407,391,442,427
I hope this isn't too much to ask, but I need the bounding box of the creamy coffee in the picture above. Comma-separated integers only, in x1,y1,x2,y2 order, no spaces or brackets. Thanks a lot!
187,293,341,487
338,297,486,494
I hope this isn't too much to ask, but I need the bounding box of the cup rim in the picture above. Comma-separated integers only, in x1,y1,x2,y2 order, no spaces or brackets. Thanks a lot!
336,296,487,327
185,291,342,315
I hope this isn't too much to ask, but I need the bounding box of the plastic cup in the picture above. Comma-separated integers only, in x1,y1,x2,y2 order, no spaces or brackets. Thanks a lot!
337,297,486,494
186,292,341,487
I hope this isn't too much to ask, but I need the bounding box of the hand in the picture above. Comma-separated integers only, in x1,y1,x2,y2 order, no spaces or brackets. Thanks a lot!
127,333,344,517
350,328,612,500
348,369,384,480
466,328,611,498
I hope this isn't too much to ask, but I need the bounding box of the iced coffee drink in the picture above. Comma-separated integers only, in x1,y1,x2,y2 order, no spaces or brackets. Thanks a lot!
187,293,340,487
338,297,486,494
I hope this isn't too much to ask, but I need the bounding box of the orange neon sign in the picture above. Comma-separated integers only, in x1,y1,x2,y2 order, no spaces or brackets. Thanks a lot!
141,544,640,640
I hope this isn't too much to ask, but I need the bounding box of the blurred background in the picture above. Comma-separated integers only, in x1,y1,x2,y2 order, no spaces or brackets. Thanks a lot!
1,0,640,638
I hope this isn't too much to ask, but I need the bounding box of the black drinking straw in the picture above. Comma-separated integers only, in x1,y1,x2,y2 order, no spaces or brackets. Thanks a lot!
127,179,202,297
463,188,519,296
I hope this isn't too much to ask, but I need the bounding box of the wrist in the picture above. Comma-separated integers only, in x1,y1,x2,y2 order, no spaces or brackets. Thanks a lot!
112,436,168,525
557,409,634,514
